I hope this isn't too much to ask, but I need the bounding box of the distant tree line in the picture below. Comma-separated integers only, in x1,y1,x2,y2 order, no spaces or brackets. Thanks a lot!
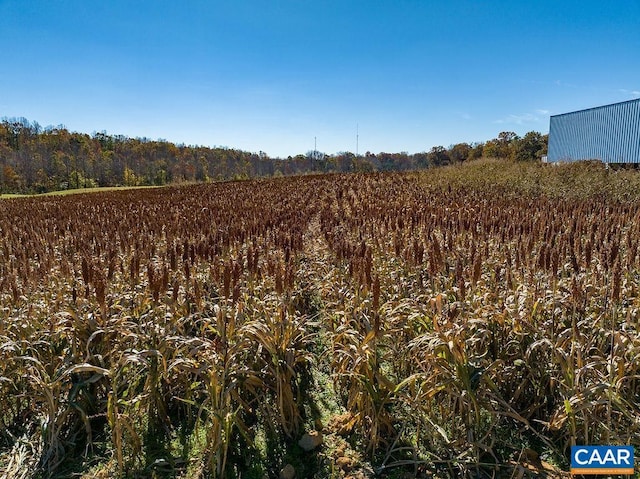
0,117,548,194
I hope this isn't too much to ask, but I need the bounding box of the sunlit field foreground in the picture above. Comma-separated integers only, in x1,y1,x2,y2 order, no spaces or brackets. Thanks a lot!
1,160,639,478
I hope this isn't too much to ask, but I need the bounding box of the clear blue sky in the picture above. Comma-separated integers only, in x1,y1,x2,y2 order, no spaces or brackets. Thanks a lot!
1,1,639,158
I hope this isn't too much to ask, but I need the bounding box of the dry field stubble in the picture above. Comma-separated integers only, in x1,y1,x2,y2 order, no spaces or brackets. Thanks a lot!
0,161,639,478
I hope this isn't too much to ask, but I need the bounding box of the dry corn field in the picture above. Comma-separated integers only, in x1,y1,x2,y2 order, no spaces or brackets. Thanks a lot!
0,160,639,478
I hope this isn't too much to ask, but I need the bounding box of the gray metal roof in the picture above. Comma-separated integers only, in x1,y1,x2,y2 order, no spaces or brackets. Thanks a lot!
547,98,640,163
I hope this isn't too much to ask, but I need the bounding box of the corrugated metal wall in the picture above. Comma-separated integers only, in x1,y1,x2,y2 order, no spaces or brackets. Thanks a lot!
547,98,640,163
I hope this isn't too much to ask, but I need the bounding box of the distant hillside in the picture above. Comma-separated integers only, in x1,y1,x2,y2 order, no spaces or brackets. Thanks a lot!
0,117,547,193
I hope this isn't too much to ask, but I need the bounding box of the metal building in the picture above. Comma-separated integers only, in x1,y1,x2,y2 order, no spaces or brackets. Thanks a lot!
547,98,640,163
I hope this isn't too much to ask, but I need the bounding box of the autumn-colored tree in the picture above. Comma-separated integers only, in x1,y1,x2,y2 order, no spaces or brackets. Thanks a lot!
484,131,518,159
2,165,22,191
0,117,550,193
449,142,471,162
510,131,547,162
468,142,484,161
427,146,450,166
123,166,139,186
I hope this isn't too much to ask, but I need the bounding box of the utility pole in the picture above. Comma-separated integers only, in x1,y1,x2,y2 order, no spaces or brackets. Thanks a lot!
356,124,359,157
